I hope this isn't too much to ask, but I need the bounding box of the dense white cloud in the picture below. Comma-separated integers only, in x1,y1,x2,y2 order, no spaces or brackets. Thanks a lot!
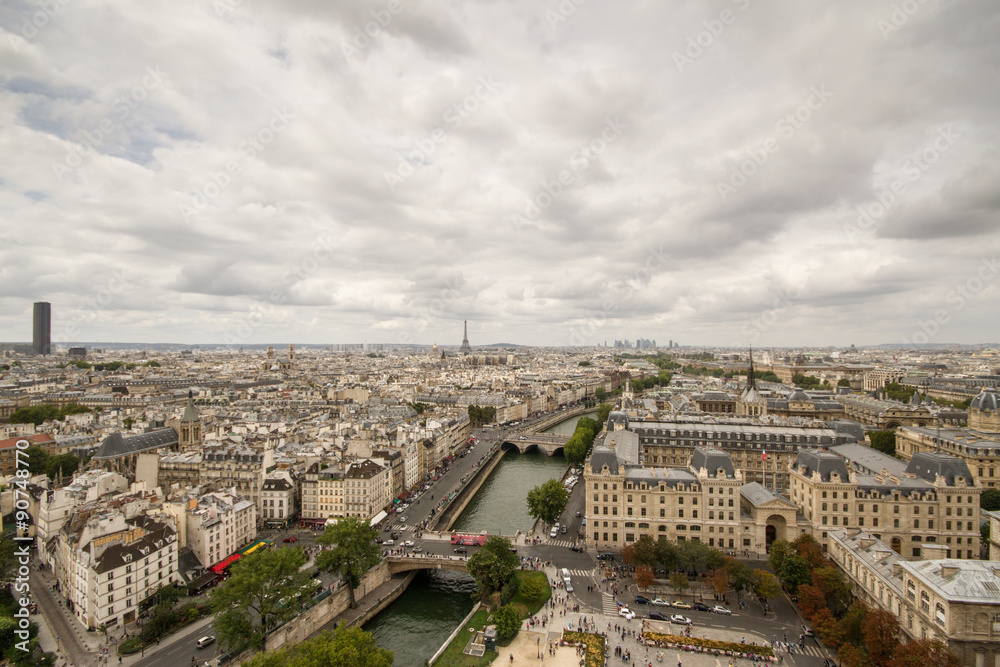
0,0,998,348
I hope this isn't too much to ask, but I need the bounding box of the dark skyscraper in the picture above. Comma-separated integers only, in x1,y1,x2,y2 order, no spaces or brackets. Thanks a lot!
33,302,51,355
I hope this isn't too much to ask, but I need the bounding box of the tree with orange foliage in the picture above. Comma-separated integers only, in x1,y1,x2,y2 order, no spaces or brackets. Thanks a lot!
707,568,729,598
622,544,636,566
863,607,901,667
796,584,828,620
793,533,826,568
635,565,655,591
891,640,960,667
838,642,873,667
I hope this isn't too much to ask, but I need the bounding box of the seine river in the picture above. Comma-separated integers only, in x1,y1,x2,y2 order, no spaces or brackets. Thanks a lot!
365,412,593,663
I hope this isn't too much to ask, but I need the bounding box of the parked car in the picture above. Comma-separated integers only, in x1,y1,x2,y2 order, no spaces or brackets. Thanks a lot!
651,598,671,607
648,611,668,621
454,547,467,554
619,607,636,620
669,615,692,625
634,595,651,605
196,636,216,649
712,605,732,615
802,626,815,637
823,660,837,667
282,537,297,543
671,600,691,609
693,602,711,612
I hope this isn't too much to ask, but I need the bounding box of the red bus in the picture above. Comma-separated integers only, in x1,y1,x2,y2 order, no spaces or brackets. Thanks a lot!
450,531,488,546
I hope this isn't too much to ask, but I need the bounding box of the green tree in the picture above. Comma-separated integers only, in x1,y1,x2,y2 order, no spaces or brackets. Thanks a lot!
578,361,591,367
869,431,896,457
526,479,569,527
518,576,547,606
594,387,607,402
668,571,689,597
241,626,393,667
779,553,812,594
767,539,794,575
45,454,79,480
315,518,381,609
563,433,589,466
8,405,58,425
123,417,134,430
838,379,852,387
725,558,754,602
211,546,314,653
891,639,961,667
864,606,901,667
493,603,521,644
752,570,781,607
21,446,50,475
467,405,497,426
632,535,658,567
595,402,612,424
467,536,519,605
655,539,678,572
793,373,822,388
981,489,1000,511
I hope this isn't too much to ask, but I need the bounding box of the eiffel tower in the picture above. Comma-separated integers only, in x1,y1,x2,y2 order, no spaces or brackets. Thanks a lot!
460,320,472,354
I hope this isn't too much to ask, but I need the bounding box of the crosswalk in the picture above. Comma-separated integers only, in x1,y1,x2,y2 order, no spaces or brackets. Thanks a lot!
545,538,581,548
601,592,619,615
561,568,593,577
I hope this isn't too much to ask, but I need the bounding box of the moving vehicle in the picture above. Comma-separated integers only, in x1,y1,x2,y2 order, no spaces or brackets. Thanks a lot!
669,615,692,625
712,605,732,615
619,607,636,620
402,540,414,547
651,598,670,607
597,553,615,561
569,545,584,553
549,527,558,538
671,600,691,609
450,531,489,546
648,611,668,621
634,595,651,605
560,526,567,534
282,537,297,543
412,546,423,553
384,539,394,546
454,547,467,554
693,602,711,612
802,626,815,637
196,636,216,649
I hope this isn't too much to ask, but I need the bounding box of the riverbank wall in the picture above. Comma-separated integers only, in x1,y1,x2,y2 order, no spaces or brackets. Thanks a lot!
432,443,506,532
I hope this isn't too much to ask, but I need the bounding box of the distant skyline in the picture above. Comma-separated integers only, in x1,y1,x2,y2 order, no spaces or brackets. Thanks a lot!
1,1,998,348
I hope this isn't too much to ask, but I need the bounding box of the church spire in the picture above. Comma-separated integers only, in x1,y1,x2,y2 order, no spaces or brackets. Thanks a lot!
747,346,756,390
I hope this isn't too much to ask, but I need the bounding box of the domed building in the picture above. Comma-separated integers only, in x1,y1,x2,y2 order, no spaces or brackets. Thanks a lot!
969,387,1000,434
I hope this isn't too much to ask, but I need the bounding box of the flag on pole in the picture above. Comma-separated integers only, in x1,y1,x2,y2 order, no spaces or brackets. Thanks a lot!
762,450,767,461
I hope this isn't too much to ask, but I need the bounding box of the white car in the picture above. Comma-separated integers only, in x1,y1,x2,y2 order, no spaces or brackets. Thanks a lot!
651,598,671,607
384,539,394,546
402,540,415,547
619,607,636,620
669,615,692,625
712,605,732,615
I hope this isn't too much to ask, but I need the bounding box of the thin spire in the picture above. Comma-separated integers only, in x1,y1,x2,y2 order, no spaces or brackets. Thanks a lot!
747,345,756,390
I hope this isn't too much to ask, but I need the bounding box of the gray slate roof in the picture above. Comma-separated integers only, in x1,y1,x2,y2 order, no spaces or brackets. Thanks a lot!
792,448,851,482
905,451,974,486
740,482,795,507
689,447,736,478
93,428,178,460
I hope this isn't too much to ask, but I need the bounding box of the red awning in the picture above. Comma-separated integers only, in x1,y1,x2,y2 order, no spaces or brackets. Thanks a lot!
210,552,241,574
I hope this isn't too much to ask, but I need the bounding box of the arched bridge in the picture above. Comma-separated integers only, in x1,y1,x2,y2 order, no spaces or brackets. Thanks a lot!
386,555,470,576
501,433,569,456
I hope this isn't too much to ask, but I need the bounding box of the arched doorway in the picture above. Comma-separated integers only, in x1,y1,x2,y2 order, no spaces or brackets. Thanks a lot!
764,514,787,552
891,537,902,554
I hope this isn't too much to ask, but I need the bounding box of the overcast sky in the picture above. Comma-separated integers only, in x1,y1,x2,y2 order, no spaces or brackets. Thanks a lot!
1,0,998,349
